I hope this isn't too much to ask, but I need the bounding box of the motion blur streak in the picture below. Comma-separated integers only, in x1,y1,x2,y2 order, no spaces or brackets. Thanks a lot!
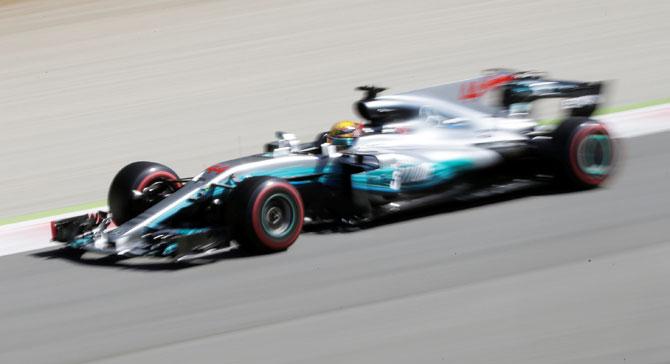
0,0,669,219
0,0,669,363
1,103,668,257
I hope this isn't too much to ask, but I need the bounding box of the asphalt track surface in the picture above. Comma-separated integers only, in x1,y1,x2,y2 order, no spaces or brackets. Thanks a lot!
0,132,667,363
1,1,669,363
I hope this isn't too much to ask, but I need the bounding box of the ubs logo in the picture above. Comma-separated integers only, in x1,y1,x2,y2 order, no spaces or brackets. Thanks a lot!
459,74,514,100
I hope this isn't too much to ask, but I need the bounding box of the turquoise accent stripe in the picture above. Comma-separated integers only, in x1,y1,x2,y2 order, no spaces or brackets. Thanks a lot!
69,235,94,248
162,243,178,256
146,198,194,230
351,159,474,193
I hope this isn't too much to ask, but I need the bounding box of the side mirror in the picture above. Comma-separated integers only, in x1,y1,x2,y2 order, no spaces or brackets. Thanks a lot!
275,131,297,140
275,131,300,150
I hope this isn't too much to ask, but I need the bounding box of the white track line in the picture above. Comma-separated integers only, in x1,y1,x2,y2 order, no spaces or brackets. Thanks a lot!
596,104,670,138
0,103,668,257
0,208,105,257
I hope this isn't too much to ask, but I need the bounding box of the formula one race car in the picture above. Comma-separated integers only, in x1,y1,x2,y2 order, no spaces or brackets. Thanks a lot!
51,69,615,261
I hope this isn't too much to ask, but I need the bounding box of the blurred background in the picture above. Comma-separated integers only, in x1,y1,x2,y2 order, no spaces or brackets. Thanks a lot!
1,0,668,219
1,2,670,364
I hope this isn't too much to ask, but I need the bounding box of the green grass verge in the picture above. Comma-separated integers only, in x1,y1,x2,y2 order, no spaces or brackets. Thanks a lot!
594,97,670,115
1,97,668,227
0,200,106,226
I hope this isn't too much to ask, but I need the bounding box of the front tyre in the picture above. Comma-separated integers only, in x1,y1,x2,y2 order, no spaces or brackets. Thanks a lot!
108,161,180,225
554,118,615,189
232,177,304,253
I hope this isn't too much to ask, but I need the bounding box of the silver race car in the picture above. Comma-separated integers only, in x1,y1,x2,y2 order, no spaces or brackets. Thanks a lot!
51,69,615,261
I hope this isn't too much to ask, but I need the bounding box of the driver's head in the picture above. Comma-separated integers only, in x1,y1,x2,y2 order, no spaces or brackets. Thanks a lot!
327,120,363,150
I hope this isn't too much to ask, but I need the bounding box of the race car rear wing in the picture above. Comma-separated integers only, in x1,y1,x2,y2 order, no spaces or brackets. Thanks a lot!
499,75,604,117
355,69,605,125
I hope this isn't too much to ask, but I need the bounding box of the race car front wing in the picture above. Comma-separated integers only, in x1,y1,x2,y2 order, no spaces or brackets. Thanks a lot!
50,212,234,261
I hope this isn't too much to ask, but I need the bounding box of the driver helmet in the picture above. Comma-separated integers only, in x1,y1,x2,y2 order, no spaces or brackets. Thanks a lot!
327,120,363,150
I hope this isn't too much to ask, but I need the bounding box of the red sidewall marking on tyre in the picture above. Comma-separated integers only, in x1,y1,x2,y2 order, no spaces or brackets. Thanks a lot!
136,171,179,192
569,124,613,186
251,182,304,250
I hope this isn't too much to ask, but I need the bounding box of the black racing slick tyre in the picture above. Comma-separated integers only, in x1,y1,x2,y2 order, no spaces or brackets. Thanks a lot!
553,117,615,189
231,177,304,253
108,161,180,225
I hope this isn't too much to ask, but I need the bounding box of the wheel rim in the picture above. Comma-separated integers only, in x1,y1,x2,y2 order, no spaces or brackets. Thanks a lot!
576,133,612,177
260,193,296,239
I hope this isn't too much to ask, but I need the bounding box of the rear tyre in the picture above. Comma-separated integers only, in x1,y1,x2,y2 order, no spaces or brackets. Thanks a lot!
553,118,615,189
108,161,180,225
231,177,304,253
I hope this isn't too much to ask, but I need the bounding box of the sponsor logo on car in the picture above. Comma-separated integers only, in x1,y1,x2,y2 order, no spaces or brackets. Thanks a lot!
561,95,600,109
390,163,434,190
206,164,229,174
459,74,515,100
